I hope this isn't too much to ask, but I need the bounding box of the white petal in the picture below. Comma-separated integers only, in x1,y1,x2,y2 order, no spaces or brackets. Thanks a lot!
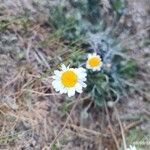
53,70,62,80
52,75,60,80
88,54,92,58
52,75,56,79
54,70,60,75
93,53,97,56
75,83,83,93
66,65,70,69
92,68,96,71
62,87,68,93
79,78,86,83
61,64,67,71
76,68,87,81
52,80,62,91
60,87,67,94
78,67,86,74
97,67,101,71
52,80,58,87
86,64,90,69
78,74,86,82
80,72,87,78
67,88,75,97
63,88,68,93
127,145,137,150
80,82,87,88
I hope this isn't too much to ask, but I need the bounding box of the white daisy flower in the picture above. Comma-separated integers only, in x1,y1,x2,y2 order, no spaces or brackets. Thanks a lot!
127,145,137,150
86,53,103,71
52,64,87,97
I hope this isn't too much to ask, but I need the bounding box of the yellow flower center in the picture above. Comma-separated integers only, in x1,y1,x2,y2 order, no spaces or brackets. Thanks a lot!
61,70,77,87
88,56,101,67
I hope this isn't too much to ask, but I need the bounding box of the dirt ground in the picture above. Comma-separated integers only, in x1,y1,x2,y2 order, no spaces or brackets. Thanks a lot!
0,0,150,150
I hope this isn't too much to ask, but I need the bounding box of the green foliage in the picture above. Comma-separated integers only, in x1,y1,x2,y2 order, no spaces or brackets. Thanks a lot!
59,102,70,117
18,15,30,31
0,15,29,32
49,6,75,30
120,128,150,150
69,0,88,11
51,144,59,150
48,5,78,40
86,72,108,106
48,0,102,40
69,0,101,23
119,59,138,78
0,20,9,31
143,39,150,47
48,0,138,107
111,0,122,11
59,98,76,117
0,114,16,122
0,134,19,144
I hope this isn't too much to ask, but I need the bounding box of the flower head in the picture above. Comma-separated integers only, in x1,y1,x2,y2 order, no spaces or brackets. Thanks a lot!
86,53,102,71
127,145,137,150
52,64,87,97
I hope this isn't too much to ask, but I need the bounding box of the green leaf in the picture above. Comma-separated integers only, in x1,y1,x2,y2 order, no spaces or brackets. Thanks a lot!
0,20,9,31
51,144,58,150
119,60,138,78
112,0,122,11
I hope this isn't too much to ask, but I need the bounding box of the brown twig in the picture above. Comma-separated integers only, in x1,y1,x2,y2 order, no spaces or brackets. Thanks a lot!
124,120,143,132
66,124,109,137
69,129,92,140
114,106,127,150
49,94,81,149
104,102,120,150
